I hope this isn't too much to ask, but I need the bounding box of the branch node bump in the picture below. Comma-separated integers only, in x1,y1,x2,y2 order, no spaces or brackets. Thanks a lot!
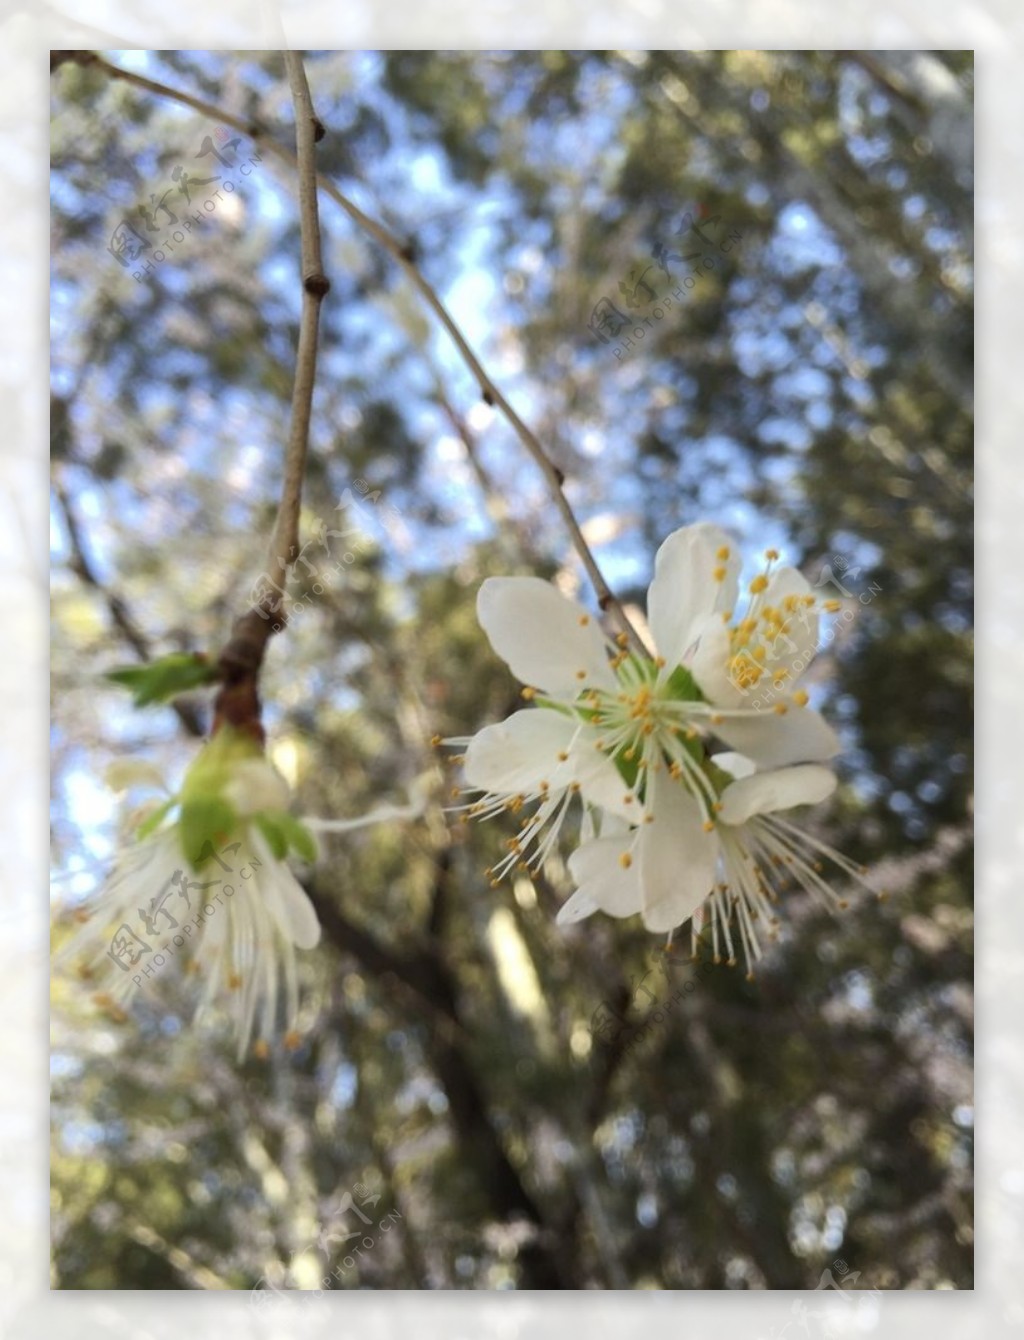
304,272,331,298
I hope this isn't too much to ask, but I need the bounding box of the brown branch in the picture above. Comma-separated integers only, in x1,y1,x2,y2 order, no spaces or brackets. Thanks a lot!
87,53,646,657
211,51,329,741
272,51,329,577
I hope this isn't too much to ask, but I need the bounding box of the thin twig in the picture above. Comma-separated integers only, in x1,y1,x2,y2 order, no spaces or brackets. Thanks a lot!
86,53,646,656
272,51,329,578
209,51,329,737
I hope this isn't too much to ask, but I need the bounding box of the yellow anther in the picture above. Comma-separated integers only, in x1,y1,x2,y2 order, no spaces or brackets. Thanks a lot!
284,1030,301,1051
823,599,841,612
655,655,666,668
450,786,461,798
578,614,591,626
765,548,779,560
619,852,633,869
713,566,727,581
623,794,634,804
710,714,723,726
431,734,442,747
228,972,243,990
749,574,769,594
702,820,715,833
792,689,809,707
773,703,788,715
669,761,683,779
557,750,570,762
253,1040,270,1060
716,545,731,560
575,669,587,681
616,632,629,647
521,686,536,700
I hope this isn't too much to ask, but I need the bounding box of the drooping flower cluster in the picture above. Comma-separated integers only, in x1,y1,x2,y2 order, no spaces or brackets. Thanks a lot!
58,727,323,1058
448,523,878,974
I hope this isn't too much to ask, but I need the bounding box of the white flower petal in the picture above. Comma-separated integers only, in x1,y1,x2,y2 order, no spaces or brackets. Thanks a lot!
761,566,818,675
689,615,745,705
639,770,716,932
555,888,600,925
712,751,757,780
597,811,631,839
463,709,579,793
250,830,321,949
568,738,643,823
711,707,841,769
477,577,616,694
719,764,837,826
647,523,739,671
565,836,643,918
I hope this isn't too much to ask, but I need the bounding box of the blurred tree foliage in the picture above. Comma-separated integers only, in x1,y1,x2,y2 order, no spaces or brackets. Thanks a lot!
50,50,972,1290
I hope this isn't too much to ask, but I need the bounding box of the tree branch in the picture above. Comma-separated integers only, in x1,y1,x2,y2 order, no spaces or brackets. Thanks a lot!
211,51,329,739
87,53,647,657
272,51,329,578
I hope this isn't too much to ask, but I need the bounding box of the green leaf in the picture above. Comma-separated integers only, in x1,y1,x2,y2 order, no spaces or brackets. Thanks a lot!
252,812,318,864
105,653,218,708
179,798,237,870
253,813,289,861
275,813,319,864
